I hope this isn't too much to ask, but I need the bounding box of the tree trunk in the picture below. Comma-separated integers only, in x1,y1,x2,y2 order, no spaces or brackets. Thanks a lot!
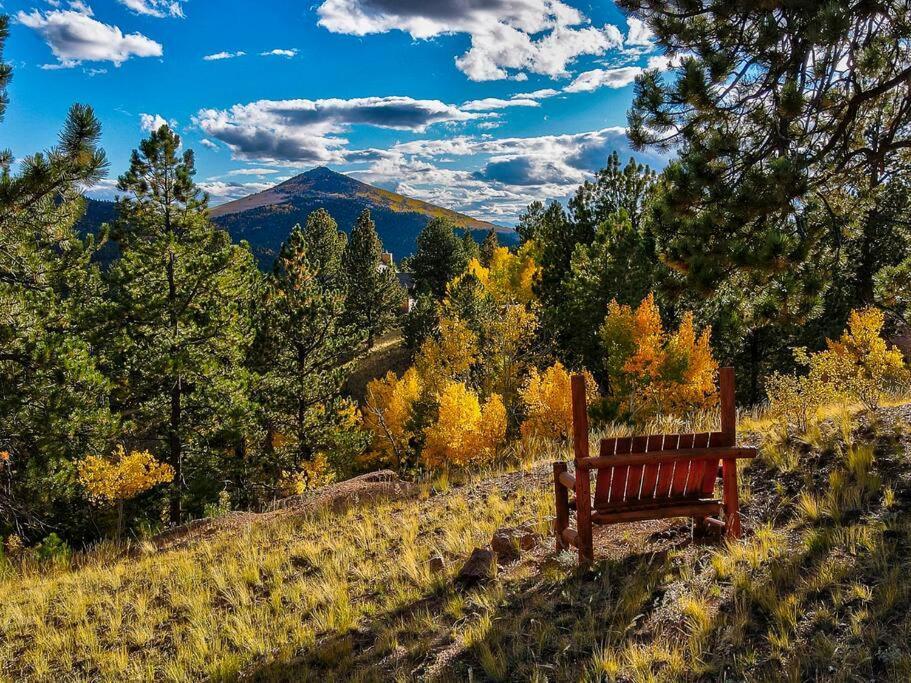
855,209,879,306
169,377,182,526
167,248,182,527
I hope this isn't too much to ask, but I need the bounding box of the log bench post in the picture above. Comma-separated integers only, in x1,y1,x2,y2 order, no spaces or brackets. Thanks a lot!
553,461,569,551
571,376,594,564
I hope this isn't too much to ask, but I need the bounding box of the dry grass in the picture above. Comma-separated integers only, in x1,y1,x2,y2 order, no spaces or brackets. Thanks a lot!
2,402,911,681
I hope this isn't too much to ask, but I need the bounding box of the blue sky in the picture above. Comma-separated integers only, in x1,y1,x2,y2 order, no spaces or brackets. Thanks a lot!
2,0,674,223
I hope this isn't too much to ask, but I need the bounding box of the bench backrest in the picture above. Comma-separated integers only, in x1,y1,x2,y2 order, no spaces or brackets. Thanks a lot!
574,368,737,510
592,431,728,508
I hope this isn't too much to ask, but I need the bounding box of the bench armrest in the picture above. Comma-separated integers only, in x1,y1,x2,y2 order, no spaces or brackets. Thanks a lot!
557,471,576,490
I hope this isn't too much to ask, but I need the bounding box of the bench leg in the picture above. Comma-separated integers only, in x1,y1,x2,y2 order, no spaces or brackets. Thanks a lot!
553,462,569,551
576,467,593,565
722,458,741,539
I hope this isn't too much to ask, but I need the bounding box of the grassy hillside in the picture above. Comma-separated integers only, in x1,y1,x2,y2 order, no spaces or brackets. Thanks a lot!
1,405,910,681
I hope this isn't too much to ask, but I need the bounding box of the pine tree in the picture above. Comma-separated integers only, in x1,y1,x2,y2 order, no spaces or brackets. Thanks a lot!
106,125,256,525
480,228,499,267
300,208,346,290
569,152,656,234
461,229,480,262
343,209,405,348
256,224,365,484
515,200,546,244
0,20,113,539
621,0,911,398
411,218,468,299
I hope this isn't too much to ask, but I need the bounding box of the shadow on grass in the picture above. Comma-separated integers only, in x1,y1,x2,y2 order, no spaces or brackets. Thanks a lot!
245,422,911,682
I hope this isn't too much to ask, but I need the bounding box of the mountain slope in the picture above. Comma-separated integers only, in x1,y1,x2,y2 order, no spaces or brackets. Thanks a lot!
210,167,513,265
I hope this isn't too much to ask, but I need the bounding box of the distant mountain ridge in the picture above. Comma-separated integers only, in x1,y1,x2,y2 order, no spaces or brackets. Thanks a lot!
209,167,513,265
79,167,515,269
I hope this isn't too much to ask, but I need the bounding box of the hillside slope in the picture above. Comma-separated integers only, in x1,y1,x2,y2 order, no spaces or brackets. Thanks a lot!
2,407,910,681
210,167,513,266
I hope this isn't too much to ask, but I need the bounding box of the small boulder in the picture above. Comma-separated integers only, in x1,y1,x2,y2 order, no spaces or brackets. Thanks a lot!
457,548,498,585
428,554,446,575
490,523,538,564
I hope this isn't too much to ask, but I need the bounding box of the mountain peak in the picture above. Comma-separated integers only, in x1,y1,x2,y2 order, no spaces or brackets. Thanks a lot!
209,168,513,266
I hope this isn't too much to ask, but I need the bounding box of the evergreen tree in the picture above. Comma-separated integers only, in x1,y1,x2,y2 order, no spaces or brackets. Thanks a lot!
0,20,113,539
515,200,546,244
300,208,346,290
256,224,365,485
480,228,499,267
562,210,665,374
343,209,405,348
569,152,656,234
461,229,480,262
622,0,911,398
411,218,468,299
624,0,911,295
403,293,440,351
106,125,256,525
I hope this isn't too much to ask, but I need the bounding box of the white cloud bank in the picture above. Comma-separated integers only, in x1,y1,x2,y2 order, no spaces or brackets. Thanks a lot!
17,3,162,68
316,0,624,81
195,96,483,163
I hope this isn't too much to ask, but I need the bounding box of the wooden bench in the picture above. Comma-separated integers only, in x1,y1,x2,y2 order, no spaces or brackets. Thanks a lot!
553,367,757,564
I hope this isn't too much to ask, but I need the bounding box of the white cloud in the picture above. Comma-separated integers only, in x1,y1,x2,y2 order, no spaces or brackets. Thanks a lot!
625,17,652,47
199,180,275,204
204,50,246,61
260,48,298,58
514,88,560,100
195,96,482,163
140,113,176,132
226,167,281,176
647,52,691,71
118,0,185,18
564,66,642,93
347,127,670,223
199,138,219,150
316,0,623,81
461,97,540,112
17,3,163,68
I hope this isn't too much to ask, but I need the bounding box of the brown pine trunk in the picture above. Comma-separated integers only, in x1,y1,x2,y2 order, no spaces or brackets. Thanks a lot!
167,246,182,527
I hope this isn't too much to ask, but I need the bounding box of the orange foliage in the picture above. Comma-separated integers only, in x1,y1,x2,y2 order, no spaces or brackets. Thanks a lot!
600,294,718,421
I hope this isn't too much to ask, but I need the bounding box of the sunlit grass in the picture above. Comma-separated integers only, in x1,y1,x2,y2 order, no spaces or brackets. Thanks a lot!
3,398,911,681
0,479,553,681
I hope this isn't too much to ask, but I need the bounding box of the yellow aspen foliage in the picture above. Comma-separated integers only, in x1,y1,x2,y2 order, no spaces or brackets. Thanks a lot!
768,308,908,425
460,243,539,305
278,453,335,495
822,307,908,409
519,362,599,440
362,368,423,468
422,381,507,469
478,303,539,404
765,356,837,433
415,316,478,397
77,446,174,505
600,294,718,421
